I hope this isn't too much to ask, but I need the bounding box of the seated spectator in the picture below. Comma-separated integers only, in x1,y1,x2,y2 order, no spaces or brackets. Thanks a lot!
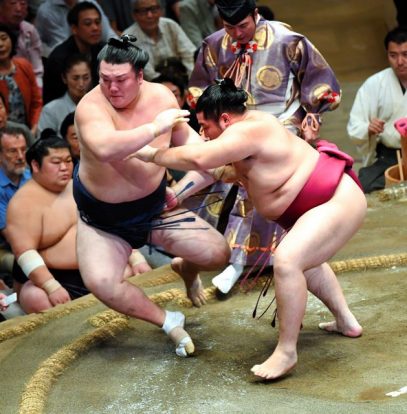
0,24,42,136
0,126,31,283
39,54,91,134
42,1,105,104
35,0,117,58
0,0,44,87
60,111,80,166
178,0,217,50
0,91,34,145
123,0,195,80
347,26,407,193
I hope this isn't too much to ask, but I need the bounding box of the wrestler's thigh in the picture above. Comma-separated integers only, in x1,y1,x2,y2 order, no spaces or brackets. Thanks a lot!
76,218,132,285
151,208,229,259
276,175,366,270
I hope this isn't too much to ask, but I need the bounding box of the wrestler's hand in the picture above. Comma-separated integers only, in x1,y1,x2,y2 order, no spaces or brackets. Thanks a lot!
48,286,71,306
128,250,152,275
164,186,179,211
0,293,8,311
153,109,190,137
126,145,158,162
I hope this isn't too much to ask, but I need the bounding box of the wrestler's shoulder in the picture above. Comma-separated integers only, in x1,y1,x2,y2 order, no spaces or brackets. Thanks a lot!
8,181,44,211
79,86,103,104
76,87,107,113
142,81,179,107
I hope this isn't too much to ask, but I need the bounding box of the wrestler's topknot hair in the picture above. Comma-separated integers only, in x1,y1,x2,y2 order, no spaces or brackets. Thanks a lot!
195,78,248,121
98,35,149,72
26,133,72,172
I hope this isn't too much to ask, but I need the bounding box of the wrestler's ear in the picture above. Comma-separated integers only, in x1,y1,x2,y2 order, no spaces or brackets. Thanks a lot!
220,113,231,128
136,69,144,83
31,160,40,174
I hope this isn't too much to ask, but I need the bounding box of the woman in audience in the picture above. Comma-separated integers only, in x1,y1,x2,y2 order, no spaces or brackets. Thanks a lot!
38,54,92,135
0,24,42,137
60,111,80,167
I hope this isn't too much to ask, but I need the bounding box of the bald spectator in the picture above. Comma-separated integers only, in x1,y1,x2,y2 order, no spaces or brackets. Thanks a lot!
35,0,117,57
42,1,104,104
0,0,44,87
123,0,195,80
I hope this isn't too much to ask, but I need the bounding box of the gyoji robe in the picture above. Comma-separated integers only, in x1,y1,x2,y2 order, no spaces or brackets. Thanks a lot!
188,18,341,267
347,67,405,167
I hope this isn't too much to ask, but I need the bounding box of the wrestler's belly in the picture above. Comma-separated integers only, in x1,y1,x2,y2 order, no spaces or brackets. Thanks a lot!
252,194,295,221
40,226,78,269
79,159,165,203
248,159,320,221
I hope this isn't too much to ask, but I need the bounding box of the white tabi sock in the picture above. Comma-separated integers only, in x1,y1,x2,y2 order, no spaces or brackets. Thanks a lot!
162,310,195,357
212,263,244,294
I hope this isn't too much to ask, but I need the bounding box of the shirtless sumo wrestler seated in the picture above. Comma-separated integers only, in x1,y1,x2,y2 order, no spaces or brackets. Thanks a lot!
131,79,366,377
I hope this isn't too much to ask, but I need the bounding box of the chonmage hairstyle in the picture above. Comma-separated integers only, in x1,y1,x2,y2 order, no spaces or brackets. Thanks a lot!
195,78,248,121
98,34,149,72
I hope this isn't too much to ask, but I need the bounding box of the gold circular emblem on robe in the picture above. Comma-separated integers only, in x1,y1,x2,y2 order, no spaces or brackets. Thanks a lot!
256,66,283,90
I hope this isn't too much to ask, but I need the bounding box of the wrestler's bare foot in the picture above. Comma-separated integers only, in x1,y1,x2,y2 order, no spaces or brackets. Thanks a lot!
171,257,206,307
251,348,297,381
318,310,362,337
318,320,363,337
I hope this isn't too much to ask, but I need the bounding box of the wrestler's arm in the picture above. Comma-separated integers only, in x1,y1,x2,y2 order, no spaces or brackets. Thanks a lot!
157,118,222,204
75,96,189,162
5,193,71,304
143,125,256,171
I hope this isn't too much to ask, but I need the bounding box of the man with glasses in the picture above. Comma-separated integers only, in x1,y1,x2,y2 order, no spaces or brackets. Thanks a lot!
0,126,31,281
123,0,195,80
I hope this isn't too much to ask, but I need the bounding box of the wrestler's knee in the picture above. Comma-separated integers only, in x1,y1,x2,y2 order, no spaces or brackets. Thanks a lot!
273,251,299,278
204,238,230,268
82,274,111,298
19,285,51,313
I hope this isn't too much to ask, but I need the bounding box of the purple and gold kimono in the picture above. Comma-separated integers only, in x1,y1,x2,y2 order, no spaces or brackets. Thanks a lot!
188,18,341,267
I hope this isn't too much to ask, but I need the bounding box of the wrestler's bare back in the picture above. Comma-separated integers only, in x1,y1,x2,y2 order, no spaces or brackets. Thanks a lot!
76,82,177,203
222,111,320,220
